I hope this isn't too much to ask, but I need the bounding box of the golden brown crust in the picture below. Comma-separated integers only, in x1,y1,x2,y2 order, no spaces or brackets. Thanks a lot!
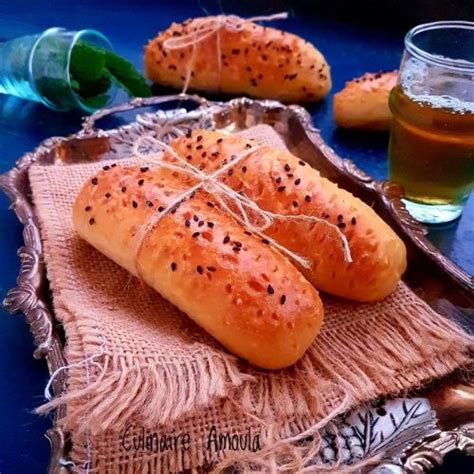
73,165,323,369
144,16,331,102
167,130,407,301
333,71,398,130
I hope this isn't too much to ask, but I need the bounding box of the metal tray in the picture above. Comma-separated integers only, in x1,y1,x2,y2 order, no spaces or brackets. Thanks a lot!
0,94,472,473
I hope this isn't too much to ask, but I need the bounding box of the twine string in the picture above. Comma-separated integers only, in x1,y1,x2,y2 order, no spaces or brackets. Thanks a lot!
131,135,352,274
162,12,289,94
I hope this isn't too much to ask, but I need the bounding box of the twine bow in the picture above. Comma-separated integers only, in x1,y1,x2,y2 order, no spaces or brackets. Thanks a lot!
162,12,289,94
131,135,352,273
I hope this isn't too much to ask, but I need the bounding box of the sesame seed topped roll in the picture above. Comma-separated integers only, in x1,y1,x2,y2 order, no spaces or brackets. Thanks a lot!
73,165,324,369
167,130,407,302
144,16,331,102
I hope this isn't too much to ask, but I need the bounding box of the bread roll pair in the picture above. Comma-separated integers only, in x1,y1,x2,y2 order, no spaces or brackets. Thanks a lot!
333,71,398,130
167,130,407,302
74,132,407,368
73,165,323,369
144,16,331,102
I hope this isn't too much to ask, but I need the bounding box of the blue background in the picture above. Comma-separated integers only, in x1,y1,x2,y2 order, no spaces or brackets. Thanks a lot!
0,1,472,472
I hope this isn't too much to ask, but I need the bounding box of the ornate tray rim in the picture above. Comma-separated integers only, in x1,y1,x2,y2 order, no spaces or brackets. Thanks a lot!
0,94,472,473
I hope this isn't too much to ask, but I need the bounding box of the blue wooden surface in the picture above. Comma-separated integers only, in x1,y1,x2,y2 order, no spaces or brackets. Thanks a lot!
0,2,472,473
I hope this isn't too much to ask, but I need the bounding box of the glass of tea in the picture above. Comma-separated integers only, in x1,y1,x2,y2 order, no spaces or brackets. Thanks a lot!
388,21,474,224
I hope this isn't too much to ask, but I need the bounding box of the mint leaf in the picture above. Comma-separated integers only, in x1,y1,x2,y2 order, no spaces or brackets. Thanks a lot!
70,41,106,83
104,50,152,97
69,40,151,111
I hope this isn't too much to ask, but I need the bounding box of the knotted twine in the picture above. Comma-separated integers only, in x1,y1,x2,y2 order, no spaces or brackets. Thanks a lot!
162,12,289,94
131,134,352,276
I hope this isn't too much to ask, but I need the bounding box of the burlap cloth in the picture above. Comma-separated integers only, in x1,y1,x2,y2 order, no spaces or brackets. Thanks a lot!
29,125,472,472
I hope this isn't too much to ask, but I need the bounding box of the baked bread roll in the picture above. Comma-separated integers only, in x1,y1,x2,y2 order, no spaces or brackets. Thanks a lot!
144,16,331,102
73,165,323,369
333,71,398,130
167,131,407,302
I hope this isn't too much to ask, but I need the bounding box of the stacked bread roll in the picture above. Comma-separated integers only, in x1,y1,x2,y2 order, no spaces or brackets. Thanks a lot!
167,131,407,302
74,165,324,369
74,131,406,368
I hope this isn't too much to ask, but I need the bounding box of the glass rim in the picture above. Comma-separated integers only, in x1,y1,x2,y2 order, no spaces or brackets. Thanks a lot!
405,20,474,72
29,27,115,112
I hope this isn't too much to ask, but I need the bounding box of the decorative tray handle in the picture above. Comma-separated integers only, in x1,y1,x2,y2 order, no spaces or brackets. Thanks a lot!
80,93,210,134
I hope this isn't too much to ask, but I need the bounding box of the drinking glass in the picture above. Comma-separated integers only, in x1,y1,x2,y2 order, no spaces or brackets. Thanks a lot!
388,21,474,224
0,27,115,113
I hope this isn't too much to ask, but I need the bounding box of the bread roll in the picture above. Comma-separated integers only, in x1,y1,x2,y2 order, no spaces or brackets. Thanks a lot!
73,165,323,369
333,71,398,130
144,16,331,102
167,131,407,302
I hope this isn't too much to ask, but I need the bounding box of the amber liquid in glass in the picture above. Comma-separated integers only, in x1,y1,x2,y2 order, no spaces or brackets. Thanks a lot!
389,85,474,205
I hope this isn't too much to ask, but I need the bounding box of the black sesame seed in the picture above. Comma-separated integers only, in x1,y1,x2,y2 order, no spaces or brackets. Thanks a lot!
207,222,214,228
111,163,117,168
138,179,144,186
337,222,347,229
89,217,95,225
158,206,165,212
202,151,207,158
196,144,203,150
147,201,153,208
234,241,242,247
232,246,241,252
227,169,233,176
292,201,298,207
231,48,240,55
287,173,294,178
284,164,291,172
121,186,127,193
217,138,223,144
192,232,200,238
193,215,199,222
267,285,275,294
242,166,247,173
171,262,177,271
197,265,203,274
185,220,191,227
295,178,301,185
207,266,216,272
261,238,270,244
185,130,192,138
277,186,286,192
105,192,111,198
140,166,149,172
244,231,252,235
337,214,343,222
197,135,203,141
207,202,214,208
91,177,98,185
103,165,110,171
85,206,91,212
280,295,286,305
276,177,282,184
186,155,192,160
351,217,357,225
132,200,138,208
223,235,230,244
198,220,204,227
298,160,306,166
305,195,311,202
245,143,252,149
